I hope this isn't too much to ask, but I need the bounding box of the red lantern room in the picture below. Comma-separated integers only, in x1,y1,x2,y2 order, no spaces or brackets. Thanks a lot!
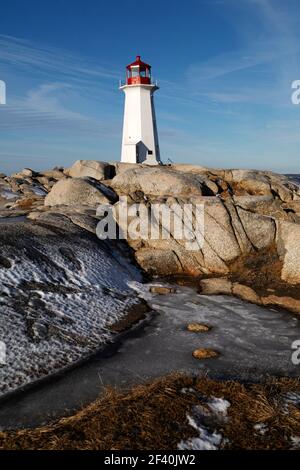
126,55,151,85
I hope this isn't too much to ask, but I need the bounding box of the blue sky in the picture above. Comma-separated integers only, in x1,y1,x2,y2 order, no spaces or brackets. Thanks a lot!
0,0,299,174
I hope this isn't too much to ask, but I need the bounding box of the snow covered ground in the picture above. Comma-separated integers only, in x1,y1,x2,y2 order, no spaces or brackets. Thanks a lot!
0,213,143,397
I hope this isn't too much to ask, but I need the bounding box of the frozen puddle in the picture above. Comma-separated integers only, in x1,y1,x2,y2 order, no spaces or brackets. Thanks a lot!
0,284,299,430
131,283,300,381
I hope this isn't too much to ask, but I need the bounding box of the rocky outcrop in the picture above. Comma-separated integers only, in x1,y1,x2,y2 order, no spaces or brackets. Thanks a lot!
0,213,143,398
2,160,300,291
106,164,300,289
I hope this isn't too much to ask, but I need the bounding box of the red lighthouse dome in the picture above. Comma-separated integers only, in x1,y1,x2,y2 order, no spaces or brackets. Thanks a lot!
126,55,151,85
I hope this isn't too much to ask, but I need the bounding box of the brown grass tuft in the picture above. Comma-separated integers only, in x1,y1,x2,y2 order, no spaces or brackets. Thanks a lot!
0,374,299,450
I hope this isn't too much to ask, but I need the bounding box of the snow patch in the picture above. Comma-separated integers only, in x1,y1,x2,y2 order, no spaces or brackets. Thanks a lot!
207,397,230,416
290,436,300,449
178,415,222,451
254,423,269,435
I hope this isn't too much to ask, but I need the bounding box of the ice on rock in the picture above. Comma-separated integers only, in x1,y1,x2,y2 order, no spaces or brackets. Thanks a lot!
0,215,143,397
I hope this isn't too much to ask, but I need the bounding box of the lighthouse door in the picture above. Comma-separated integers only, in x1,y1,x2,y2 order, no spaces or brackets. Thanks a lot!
136,141,148,163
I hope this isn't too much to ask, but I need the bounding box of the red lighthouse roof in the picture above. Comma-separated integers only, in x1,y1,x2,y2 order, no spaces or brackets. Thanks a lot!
126,55,151,70
126,55,152,85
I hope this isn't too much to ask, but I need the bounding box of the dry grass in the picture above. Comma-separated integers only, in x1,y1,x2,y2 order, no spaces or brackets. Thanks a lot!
0,374,299,450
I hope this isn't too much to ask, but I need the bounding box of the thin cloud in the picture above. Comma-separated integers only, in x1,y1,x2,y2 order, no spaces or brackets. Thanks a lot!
0,34,119,83
0,82,119,136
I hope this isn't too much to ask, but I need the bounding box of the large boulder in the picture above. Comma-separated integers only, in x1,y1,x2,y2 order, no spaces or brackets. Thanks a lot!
45,177,116,207
64,160,114,181
114,193,278,276
110,166,216,198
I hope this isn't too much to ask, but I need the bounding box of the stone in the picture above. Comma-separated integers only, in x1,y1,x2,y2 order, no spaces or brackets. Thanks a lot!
44,177,116,207
192,348,219,359
236,207,276,250
199,278,233,295
111,166,206,197
261,295,300,314
277,221,300,284
187,323,211,332
64,160,114,181
42,169,65,180
12,168,36,178
150,286,177,294
232,283,261,304
135,249,184,276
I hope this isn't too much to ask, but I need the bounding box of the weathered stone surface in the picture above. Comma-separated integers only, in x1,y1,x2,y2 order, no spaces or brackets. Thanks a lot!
232,283,261,304
199,278,233,295
261,295,300,314
65,160,114,180
12,168,36,178
192,348,219,359
277,221,300,284
135,248,183,276
45,177,116,207
3,161,300,286
42,169,65,180
111,166,208,197
236,206,276,250
187,323,211,332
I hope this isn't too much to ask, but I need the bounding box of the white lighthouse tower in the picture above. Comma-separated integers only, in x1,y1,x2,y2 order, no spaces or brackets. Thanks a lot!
120,56,161,165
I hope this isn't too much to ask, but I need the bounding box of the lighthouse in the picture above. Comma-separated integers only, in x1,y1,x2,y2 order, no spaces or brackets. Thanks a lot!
120,56,161,165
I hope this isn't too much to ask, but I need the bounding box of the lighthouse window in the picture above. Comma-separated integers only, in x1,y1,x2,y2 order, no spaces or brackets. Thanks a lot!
140,70,146,77
131,67,140,77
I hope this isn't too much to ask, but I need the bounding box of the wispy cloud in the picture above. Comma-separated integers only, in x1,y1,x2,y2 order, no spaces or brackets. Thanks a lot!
0,35,121,136
0,34,119,83
0,81,119,135
185,0,300,106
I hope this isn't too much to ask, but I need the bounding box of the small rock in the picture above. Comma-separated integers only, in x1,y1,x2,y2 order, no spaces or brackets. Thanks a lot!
192,348,219,359
232,283,261,304
22,168,35,177
42,170,65,180
150,286,177,294
199,278,232,295
261,295,300,314
187,323,211,332
12,168,37,178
